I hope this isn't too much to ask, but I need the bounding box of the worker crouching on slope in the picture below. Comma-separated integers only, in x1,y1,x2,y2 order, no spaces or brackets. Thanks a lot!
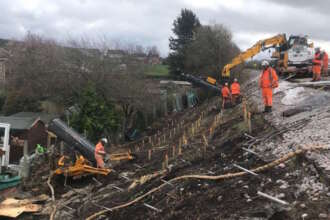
95,138,108,168
221,82,232,109
259,60,278,113
312,47,322,81
231,78,241,105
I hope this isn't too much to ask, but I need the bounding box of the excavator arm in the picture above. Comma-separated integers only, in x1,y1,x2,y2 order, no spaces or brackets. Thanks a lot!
222,34,287,77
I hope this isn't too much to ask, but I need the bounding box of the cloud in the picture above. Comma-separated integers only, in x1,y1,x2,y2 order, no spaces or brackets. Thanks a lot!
0,0,329,56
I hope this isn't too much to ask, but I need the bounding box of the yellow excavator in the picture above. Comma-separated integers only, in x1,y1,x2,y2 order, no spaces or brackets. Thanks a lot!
221,34,314,77
48,119,134,178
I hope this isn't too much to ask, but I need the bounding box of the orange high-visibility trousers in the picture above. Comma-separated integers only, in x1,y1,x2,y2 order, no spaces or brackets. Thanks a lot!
262,88,273,107
313,72,321,81
95,155,105,168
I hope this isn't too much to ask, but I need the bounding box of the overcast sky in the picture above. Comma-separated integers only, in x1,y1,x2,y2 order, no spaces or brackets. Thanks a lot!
1,0,330,57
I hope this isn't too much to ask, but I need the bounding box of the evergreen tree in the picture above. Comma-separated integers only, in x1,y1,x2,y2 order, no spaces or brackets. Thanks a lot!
168,9,201,76
71,82,121,143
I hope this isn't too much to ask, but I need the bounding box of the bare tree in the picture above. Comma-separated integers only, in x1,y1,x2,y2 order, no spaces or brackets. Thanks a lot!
146,46,160,57
184,24,240,80
4,33,75,113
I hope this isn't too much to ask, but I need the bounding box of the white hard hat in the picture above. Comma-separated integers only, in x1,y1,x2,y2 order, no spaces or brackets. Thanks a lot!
101,138,108,144
261,60,269,67
234,78,238,82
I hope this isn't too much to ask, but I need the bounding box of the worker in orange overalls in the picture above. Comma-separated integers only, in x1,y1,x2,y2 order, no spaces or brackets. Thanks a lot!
230,78,241,105
259,60,279,113
312,47,322,81
322,50,328,76
94,138,108,168
221,82,231,109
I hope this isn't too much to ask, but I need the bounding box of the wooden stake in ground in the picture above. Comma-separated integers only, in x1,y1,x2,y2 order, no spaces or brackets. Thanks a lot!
209,127,213,138
165,154,168,168
183,134,188,145
243,98,247,123
172,145,176,158
202,135,208,157
86,146,328,220
148,149,152,161
162,154,169,169
248,112,252,133
178,139,182,155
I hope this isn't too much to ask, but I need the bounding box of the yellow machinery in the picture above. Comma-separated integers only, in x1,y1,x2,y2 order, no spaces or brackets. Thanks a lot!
54,155,111,177
109,150,134,161
221,34,287,77
206,76,217,85
54,151,134,178
48,118,135,178
221,34,315,77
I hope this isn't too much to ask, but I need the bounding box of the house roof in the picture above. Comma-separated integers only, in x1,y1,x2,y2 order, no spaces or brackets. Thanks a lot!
0,116,41,130
10,112,57,124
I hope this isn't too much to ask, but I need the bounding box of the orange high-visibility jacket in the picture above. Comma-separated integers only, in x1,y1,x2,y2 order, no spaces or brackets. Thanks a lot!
313,52,322,74
230,82,241,95
222,86,230,98
259,67,278,89
323,51,328,70
95,142,105,157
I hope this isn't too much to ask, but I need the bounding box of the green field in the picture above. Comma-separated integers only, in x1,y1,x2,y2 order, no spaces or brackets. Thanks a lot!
145,64,169,77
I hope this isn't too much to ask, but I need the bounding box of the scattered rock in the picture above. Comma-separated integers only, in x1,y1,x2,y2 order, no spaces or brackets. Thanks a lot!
319,213,328,218
301,213,308,219
277,193,285,199
217,195,223,202
278,163,286,168
243,185,249,189
246,199,252,203
300,203,306,208
280,184,289,189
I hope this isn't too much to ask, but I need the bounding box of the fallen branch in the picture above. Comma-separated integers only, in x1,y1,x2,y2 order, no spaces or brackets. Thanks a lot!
47,172,55,202
86,146,328,220
49,205,57,220
47,172,56,220
257,191,288,205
